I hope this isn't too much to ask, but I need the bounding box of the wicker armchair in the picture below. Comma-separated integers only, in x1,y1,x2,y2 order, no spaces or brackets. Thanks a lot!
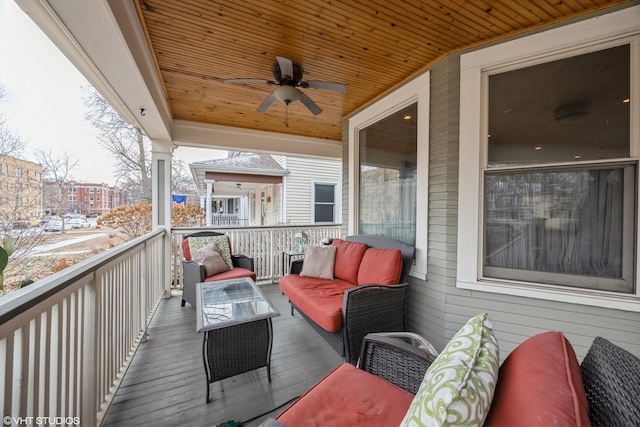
181,231,255,308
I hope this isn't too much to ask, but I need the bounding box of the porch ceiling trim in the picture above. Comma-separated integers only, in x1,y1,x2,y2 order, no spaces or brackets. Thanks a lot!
171,120,342,159
205,172,283,184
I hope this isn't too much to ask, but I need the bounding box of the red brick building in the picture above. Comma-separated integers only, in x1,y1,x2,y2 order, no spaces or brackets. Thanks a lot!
44,181,128,216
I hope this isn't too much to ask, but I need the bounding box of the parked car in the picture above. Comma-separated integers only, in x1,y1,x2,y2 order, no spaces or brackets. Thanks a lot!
44,216,72,232
39,216,52,227
68,216,90,229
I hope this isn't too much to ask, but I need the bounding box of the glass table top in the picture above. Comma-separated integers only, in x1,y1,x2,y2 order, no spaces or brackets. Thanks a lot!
195,278,280,332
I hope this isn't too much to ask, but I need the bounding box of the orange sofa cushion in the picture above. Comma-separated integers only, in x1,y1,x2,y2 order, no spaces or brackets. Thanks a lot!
279,274,354,332
331,239,368,285
484,331,591,427
277,363,414,427
203,267,256,283
357,248,403,285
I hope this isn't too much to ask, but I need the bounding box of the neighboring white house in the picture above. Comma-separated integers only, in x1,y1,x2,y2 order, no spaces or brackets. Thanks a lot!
189,152,341,226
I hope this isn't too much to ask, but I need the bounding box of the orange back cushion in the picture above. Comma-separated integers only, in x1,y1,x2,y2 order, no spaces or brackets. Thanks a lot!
484,331,591,427
331,238,368,285
357,248,403,285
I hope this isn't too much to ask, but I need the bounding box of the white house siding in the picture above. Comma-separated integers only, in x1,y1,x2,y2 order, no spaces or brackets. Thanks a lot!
283,156,341,225
345,8,640,362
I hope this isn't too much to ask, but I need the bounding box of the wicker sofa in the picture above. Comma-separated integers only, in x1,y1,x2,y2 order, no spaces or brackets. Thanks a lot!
279,235,415,364
263,330,640,427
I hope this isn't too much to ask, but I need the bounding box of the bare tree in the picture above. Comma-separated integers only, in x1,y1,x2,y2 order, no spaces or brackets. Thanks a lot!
83,86,197,202
34,148,78,232
0,84,26,159
83,86,152,203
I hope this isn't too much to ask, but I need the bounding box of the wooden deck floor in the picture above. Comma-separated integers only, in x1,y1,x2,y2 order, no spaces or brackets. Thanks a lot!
102,284,344,427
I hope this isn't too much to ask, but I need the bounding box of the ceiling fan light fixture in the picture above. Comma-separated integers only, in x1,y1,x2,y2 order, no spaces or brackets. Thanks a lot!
274,86,301,104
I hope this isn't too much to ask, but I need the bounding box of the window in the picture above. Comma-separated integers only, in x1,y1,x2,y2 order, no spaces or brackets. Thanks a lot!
250,191,255,222
271,185,279,214
97,196,100,201
15,168,22,177
312,183,336,224
70,187,76,192
358,104,417,245
349,71,430,279
2,165,7,174
90,196,94,201
89,188,94,193
458,8,639,309
97,188,101,193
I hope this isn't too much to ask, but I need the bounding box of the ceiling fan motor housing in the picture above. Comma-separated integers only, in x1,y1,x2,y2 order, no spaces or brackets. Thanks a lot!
273,62,303,85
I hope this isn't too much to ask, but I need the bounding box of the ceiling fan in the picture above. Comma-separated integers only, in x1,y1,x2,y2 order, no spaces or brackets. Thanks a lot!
224,56,347,120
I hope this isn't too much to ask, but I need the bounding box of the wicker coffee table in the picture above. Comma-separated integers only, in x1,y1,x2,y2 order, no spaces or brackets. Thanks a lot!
195,277,280,403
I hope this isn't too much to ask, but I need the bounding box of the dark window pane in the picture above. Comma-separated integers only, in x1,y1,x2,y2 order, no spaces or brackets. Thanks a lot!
484,166,634,293
488,45,630,167
315,204,334,223
315,184,334,203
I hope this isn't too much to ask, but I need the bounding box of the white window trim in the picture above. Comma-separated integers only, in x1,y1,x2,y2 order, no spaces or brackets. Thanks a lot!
311,180,339,224
458,5,640,312
349,71,429,280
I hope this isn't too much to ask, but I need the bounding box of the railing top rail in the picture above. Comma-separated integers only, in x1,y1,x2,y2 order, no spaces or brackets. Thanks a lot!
0,228,165,326
172,224,343,233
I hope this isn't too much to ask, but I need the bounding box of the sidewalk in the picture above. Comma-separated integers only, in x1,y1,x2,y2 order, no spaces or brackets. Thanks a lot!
12,232,109,258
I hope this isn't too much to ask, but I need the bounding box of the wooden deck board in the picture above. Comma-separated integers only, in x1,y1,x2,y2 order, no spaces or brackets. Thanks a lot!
102,284,343,427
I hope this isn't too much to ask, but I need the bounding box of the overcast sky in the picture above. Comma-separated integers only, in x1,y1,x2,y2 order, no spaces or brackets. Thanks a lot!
0,0,225,185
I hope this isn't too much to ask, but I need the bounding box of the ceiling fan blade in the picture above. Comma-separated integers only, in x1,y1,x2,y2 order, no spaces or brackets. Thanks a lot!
276,56,294,80
257,93,277,112
299,92,322,115
224,78,274,85
302,81,347,93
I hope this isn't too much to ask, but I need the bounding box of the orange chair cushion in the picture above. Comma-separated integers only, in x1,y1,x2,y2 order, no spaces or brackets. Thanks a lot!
203,267,256,283
484,331,591,427
277,363,414,427
279,274,354,332
331,238,368,285
357,248,403,285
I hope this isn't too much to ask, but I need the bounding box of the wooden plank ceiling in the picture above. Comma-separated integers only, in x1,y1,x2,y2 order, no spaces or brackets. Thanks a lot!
135,0,630,142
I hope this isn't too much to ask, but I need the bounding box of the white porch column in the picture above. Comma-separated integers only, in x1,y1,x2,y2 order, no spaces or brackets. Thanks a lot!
205,182,212,226
152,140,172,297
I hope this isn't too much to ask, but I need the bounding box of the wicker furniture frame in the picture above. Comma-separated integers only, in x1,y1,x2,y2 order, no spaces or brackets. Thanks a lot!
580,336,640,426
288,235,415,365
182,231,255,308
357,332,437,394
195,278,280,403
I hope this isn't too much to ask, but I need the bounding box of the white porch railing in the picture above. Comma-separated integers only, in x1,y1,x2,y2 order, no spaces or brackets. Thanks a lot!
0,228,167,427
171,224,343,285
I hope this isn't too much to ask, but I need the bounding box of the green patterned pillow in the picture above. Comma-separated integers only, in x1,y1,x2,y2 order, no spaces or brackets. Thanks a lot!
400,313,499,427
188,236,234,270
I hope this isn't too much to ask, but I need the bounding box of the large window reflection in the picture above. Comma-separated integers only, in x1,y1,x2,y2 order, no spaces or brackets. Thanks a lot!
358,104,417,246
483,43,634,293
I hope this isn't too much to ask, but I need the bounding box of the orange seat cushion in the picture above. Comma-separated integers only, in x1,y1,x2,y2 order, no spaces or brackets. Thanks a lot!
484,331,591,427
279,274,354,332
277,363,414,427
357,248,403,285
331,239,368,285
203,267,256,282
